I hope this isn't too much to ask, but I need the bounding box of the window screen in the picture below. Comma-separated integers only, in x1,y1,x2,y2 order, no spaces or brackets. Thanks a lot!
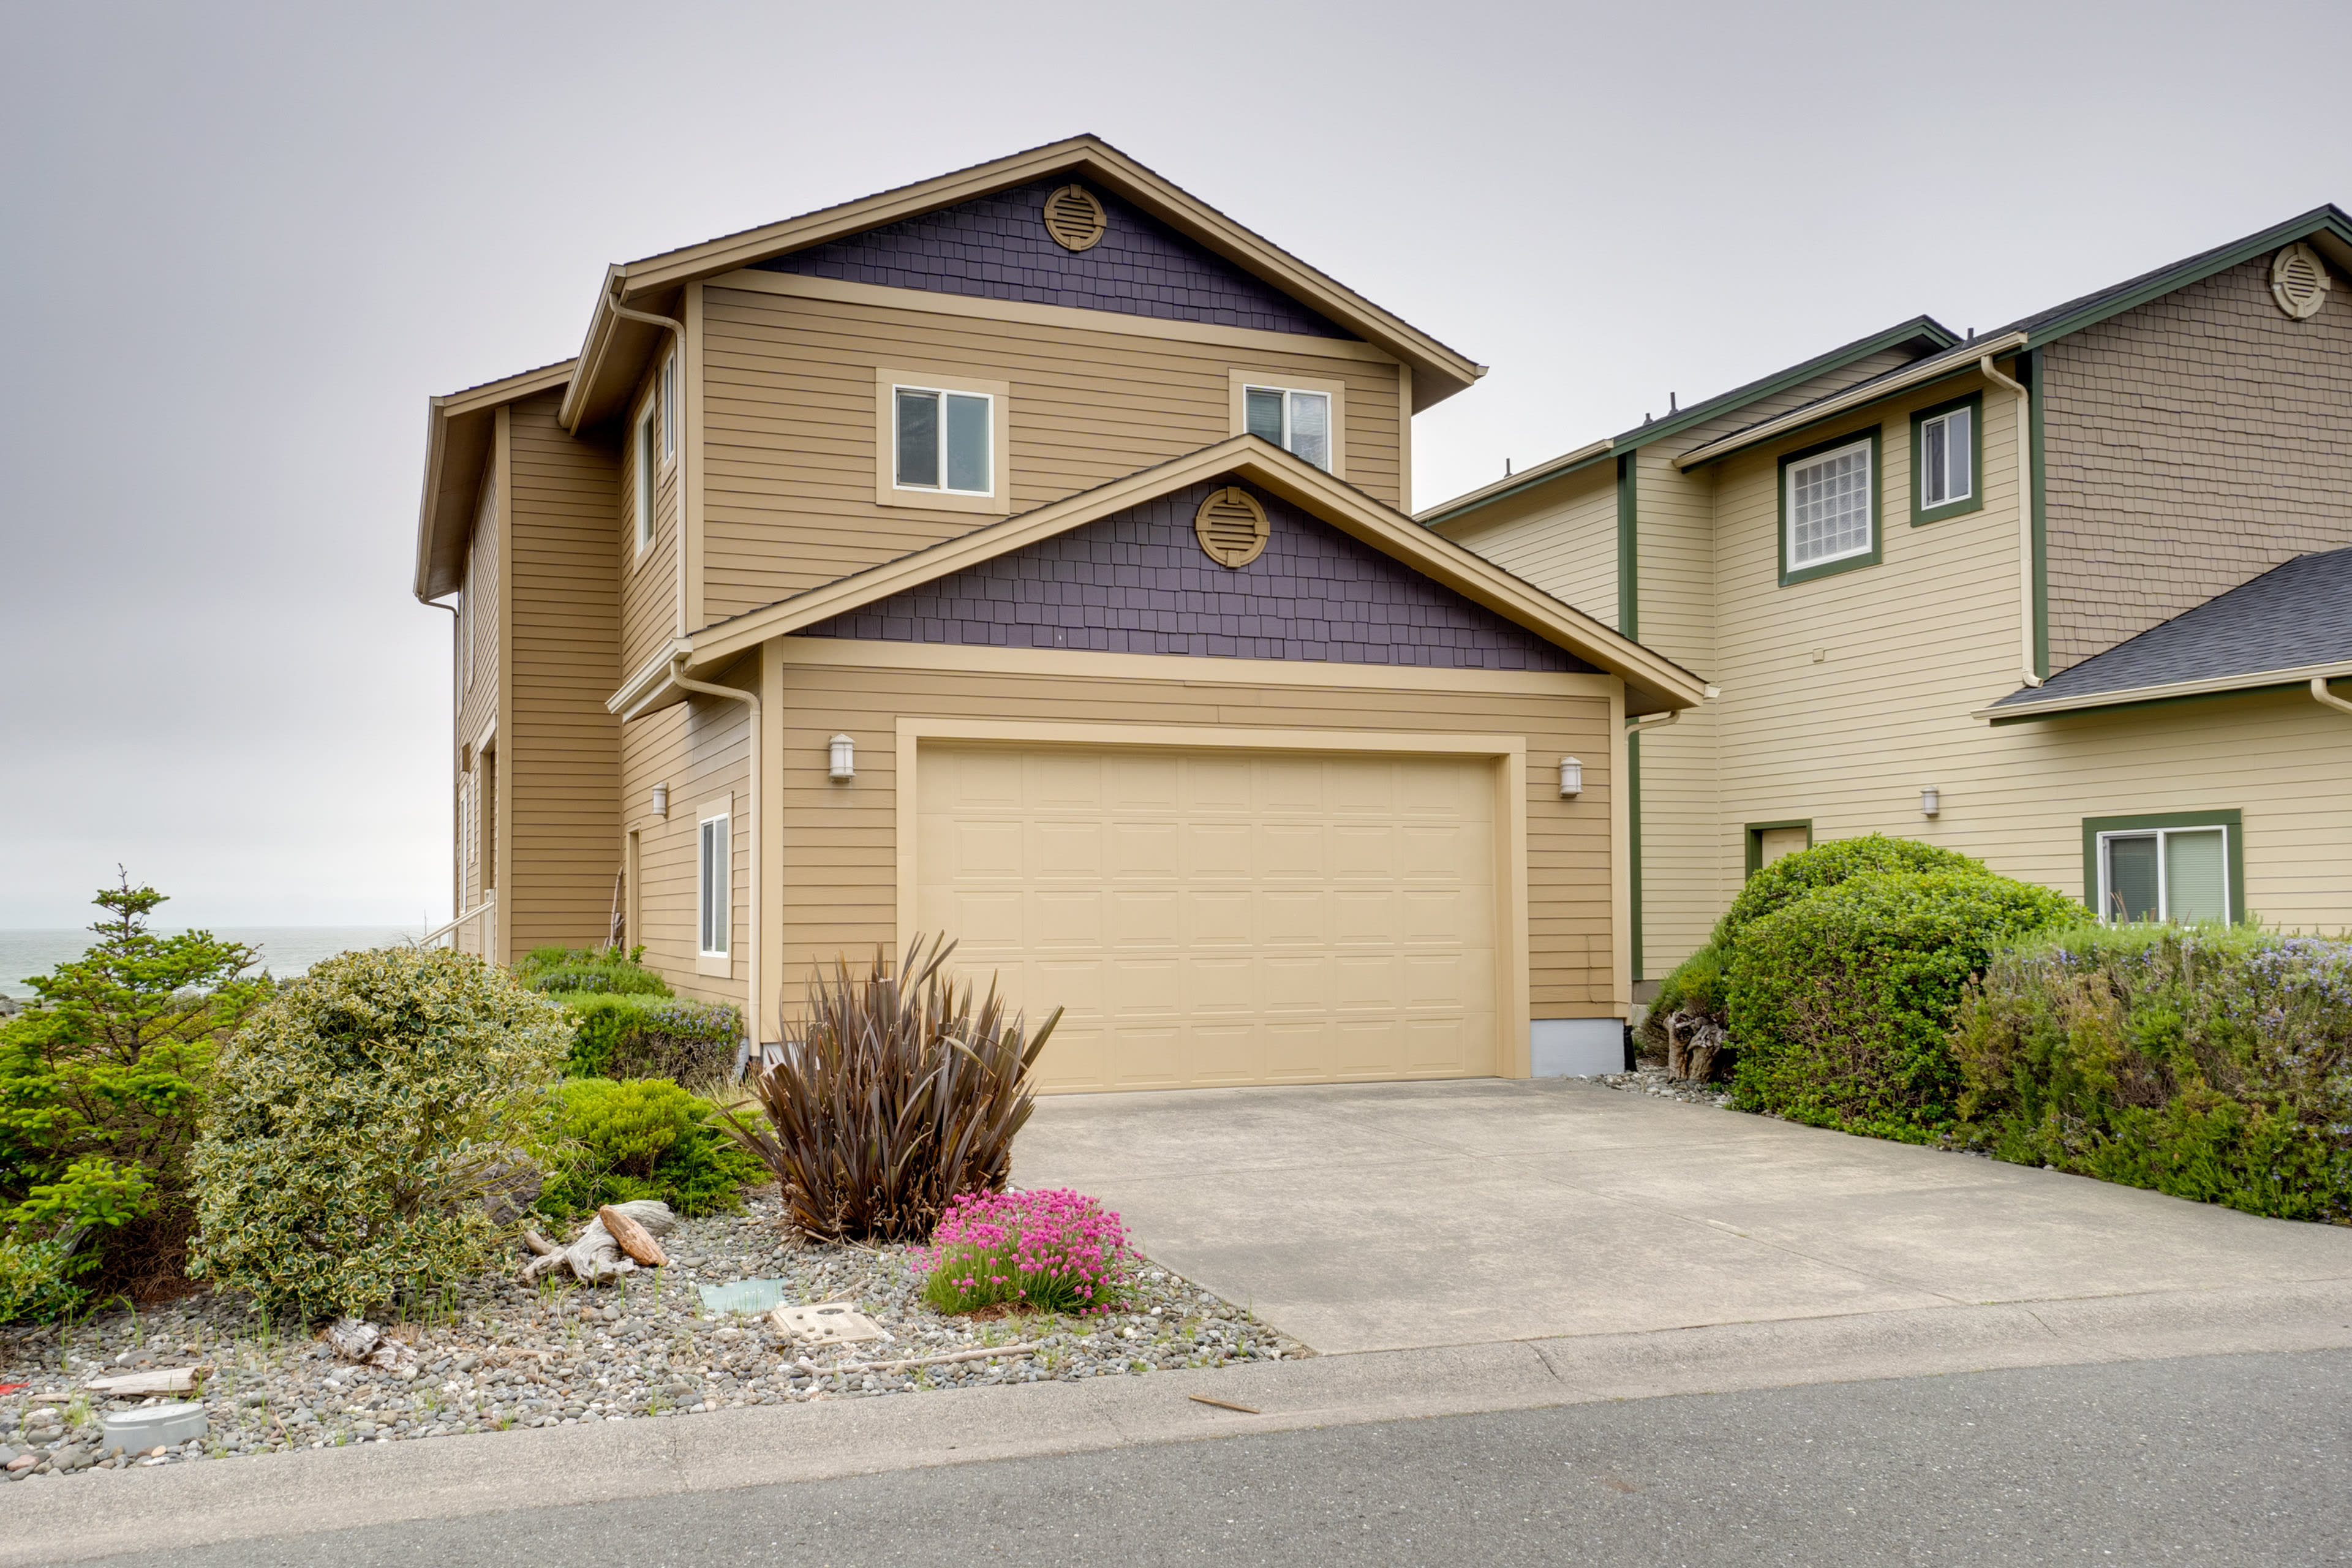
2100,825,2230,923
698,814,730,956
1242,386,1332,471
894,387,991,494
1920,406,1971,507
1788,439,1873,567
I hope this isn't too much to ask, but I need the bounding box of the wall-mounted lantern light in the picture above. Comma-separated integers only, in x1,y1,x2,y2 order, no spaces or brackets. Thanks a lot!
829,734,856,782
651,784,669,819
1558,756,1583,797
1920,786,1941,818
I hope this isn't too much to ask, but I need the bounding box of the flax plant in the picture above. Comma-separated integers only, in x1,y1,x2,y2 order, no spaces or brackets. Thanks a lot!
723,935,1059,1242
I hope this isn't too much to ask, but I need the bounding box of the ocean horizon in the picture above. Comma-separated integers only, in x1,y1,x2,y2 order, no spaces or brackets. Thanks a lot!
0,926,426,998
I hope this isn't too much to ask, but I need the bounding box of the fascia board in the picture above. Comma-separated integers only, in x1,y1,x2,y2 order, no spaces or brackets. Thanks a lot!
2021,210,2352,349
1613,315,1961,456
605,639,695,719
1672,333,2028,470
1974,658,2352,723
413,360,576,602
1414,440,1615,528
684,439,1706,711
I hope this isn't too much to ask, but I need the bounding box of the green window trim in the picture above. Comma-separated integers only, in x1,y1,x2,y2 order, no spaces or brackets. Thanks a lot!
2079,809,2245,924
1909,391,1984,526
1777,425,1882,586
1743,820,1814,878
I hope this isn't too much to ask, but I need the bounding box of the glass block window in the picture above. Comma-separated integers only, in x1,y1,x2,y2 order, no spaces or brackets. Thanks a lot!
894,386,992,495
1787,437,1874,568
1243,385,1332,471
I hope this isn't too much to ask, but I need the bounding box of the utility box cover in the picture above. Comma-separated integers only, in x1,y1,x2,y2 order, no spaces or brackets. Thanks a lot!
696,1278,793,1316
104,1401,207,1450
769,1301,886,1346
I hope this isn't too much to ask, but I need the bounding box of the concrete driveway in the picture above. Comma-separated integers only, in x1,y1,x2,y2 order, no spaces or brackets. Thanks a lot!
1011,1079,2352,1354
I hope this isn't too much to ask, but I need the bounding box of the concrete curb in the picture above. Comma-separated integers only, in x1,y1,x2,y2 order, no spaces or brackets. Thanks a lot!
11,1277,2352,1565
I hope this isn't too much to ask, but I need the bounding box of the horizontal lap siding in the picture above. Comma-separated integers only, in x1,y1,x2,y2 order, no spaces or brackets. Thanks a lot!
1439,461,1619,628
699,288,1403,622
771,661,1616,1027
620,383,680,679
457,471,498,942
507,391,624,955
2043,257,2352,672
620,668,752,1009
1633,450,1720,979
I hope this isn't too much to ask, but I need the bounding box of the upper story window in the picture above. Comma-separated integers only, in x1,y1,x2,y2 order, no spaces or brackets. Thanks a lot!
894,385,993,495
659,353,676,464
1243,384,1332,470
1779,428,1880,584
633,401,657,556
1912,393,1981,524
2087,812,2239,924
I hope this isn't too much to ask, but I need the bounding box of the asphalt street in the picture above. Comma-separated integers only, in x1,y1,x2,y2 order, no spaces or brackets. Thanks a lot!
83,1348,2352,1567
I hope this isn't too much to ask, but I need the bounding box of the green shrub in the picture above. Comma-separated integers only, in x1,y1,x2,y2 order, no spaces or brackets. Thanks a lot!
0,876,267,1318
538,1077,764,1219
1952,925,2352,1221
1728,870,2081,1137
727,937,1058,1242
561,993,743,1081
1716,834,1989,952
188,947,571,1317
516,946,671,997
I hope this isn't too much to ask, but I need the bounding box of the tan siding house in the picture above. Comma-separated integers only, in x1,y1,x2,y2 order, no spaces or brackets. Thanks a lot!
411,137,1704,1087
1430,213,2352,990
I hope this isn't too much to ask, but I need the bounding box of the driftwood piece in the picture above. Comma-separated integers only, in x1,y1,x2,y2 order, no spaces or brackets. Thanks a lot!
1662,1010,1727,1082
520,1229,559,1257
598,1205,668,1267
797,1341,1039,1377
324,1317,418,1373
86,1368,197,1396
517,1199,677,1285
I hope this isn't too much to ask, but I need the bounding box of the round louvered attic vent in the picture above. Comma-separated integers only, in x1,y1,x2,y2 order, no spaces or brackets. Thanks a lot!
1194,486,1269,569
2271,242,2331,320
1042,184,1107,252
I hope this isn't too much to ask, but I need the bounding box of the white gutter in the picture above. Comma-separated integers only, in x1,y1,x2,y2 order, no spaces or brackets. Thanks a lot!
1971,658,2352,720
2314,676,2352,718
607,284,690,642
1975,354,2043,690
1672,332,2029,470
1626,710,1682,738
666,655,763,1055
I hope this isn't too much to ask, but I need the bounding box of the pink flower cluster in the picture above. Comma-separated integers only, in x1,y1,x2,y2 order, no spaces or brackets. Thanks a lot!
914,1188,1131,1315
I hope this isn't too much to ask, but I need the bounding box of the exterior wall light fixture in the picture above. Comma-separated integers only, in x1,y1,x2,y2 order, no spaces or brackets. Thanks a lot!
1920,786,1941,818
1559,756,1583,797
829,734,856,782
651,784,669,819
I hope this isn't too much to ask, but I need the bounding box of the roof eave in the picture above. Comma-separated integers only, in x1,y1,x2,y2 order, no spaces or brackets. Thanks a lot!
1975,658,2352,723
1414,439,1616,529
2018,207,2352,350
413,360,577,602
1673,331,2029,470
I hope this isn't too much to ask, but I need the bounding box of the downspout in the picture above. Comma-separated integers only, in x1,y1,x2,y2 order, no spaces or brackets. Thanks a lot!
2314,676,2352,718
1625,710,1682,739
668,656,762,1054
608,284,689,641
1978,355,2043,688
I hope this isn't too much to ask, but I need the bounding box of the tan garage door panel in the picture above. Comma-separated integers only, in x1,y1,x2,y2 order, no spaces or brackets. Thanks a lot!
916,743,1499,1092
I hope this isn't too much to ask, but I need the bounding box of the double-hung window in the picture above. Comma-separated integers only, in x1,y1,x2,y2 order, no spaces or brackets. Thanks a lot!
1912,393,1981,524
697,804,731,959
894,385,992,495
1780,429,1879,583
2087,813,2239,924
1243,384,1332,470
633,400,657,556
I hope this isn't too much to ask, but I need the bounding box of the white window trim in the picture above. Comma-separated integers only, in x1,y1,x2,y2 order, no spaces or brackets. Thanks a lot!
891,383,995,496
633,399,657,558
2096,824,2232,924
872,366,1010,514
1785,435,1876,570
1918,405,1973,509
696,796,733,975
658,353,677,467
1227,369,1347,478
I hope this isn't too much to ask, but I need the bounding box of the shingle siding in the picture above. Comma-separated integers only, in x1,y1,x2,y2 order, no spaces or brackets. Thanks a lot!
755,178,1351,339
797,478,1591,672
2041,253,2352,671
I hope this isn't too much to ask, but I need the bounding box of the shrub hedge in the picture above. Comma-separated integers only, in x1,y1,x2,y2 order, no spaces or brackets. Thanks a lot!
561,993,743,1081
1953,924,2352,1221
537,1077,764,1220
516,946,671,997
1728,869,2081,1137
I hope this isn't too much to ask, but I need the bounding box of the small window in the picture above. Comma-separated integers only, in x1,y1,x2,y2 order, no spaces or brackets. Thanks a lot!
634,403,657,554
1243,385,1332,471
698,808,731,957
1911,394,1981,524
1786,437,1874,569
658,353,676,464
894,386,992,495
2097,824,2230,923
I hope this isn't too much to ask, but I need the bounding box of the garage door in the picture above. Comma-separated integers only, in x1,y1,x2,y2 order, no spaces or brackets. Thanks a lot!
915,742,1501,1092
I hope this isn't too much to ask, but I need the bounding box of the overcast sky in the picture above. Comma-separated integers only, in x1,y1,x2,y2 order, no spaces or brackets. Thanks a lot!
2,0,2346,929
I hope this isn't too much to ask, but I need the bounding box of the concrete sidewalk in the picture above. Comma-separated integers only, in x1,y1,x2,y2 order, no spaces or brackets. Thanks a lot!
13,1279,2352,1564
1012,1078,2352,1352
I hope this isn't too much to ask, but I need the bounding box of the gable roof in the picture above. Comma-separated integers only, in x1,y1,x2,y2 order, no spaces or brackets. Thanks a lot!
608,436,1708,722
560,135,1484,434
412,359,575,602
1980,546,2352,723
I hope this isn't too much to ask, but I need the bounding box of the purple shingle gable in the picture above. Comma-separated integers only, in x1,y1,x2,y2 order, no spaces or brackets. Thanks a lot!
753,178,1351,339
796,480,1592,673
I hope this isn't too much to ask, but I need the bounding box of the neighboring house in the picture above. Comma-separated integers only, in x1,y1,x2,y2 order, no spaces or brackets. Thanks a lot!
1423,209,2352,995
411,137,1704,1089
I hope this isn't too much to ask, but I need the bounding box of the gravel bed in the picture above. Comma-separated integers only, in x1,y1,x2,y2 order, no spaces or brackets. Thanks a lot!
1594,1064,1736,1107
0,1190,1302,1481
